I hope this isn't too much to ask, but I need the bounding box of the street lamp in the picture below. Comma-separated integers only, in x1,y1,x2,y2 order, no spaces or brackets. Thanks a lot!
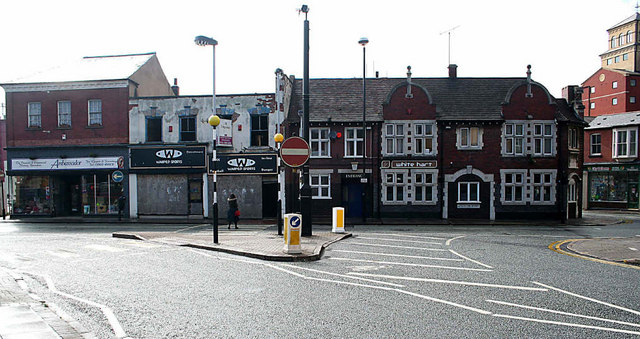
195,34,219,243
209,114,220,243
359,37,368,224
274,132,284,235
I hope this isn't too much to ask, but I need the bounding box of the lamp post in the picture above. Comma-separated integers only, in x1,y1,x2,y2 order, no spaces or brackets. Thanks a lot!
359,37,368,224
300,4,313,236
195,34,219,243
274,132,284,235
209,115,220,243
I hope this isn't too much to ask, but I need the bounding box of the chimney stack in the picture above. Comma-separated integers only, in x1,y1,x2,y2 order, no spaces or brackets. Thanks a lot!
171,78,179,96
448,64,458,79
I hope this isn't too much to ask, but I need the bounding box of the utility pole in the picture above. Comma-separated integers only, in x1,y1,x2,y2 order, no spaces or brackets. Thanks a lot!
299,4,313,236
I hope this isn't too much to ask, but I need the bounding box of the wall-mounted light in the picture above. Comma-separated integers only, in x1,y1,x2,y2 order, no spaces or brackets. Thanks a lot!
351,162,359,171
61,134,66,140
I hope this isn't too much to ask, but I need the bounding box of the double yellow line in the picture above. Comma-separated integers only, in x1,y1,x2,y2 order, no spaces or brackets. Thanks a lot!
549,239,640,270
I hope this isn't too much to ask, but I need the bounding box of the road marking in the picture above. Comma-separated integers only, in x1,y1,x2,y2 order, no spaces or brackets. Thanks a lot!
549,240,640,270
349,242,448,251
20,271,127,338
85,244,126,252
532,281,640,316
630,247,638,251
331,249,463,261
448,249,493,269
492,314,640,336
367,233,446,240
47,250,79,259
486,299,640,328
280,264,405,287
330,257,491,271
188,249,490,315
445,235,465,246
350,273,547,291
173,224,209,233
357,236,442,245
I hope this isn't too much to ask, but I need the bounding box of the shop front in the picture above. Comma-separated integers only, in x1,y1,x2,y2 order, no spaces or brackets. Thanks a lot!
8,148,127,217
129,145,207,216
586,164,640,209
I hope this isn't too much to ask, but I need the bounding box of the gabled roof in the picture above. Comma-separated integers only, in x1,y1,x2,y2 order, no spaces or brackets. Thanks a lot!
2,53,156,84
608,13,640,31
586,110,640,130
289,77,556,122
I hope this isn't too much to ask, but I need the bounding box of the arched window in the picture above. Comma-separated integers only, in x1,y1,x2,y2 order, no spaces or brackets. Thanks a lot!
619,33,625,45
628,30,633,44
611,36,617,48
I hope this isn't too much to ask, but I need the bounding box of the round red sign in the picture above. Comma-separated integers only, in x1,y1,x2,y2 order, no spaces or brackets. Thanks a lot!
280,137,310,168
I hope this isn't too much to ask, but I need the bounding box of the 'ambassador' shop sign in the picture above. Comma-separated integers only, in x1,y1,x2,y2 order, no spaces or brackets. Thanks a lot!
12,157,123,171
209,153,277,175
130,146,206,169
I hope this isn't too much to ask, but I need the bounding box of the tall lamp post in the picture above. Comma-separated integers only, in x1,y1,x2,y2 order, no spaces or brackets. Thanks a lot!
274,132,284,235
359,37,369,224
195,35,219,243
300,4,313,236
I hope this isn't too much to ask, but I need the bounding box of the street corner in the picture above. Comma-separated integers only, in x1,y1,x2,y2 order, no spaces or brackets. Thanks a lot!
549,238,640,270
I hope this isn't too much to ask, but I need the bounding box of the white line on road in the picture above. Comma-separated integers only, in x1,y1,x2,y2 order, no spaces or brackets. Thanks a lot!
331,249,463,261
448,249,493,269
84,244,126,253
330,257,492,271
349,242,448,251
492,314,640,336
357,236,442,245
188,249,491,315
486,299,640,328
21,271,127,338
629,247,638,251
280,264,405,287
445,235,466,246
532,281,640,316
367,233,446,240
173,224,210,233
349,272,547,291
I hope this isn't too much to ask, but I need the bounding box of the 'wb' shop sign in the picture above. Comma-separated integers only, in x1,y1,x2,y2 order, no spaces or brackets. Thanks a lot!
209,153,277,175
130,146,206,169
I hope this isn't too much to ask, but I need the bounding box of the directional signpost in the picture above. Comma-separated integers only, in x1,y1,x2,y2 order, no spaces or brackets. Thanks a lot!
280,137,310,168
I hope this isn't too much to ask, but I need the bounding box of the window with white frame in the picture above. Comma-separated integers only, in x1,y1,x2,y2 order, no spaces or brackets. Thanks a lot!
310,128,330,157
503,122,525,155
590,133,601,155
590,87,596,93
531,171,555,204
57,101,71,127
413,123,435,155
631,97,636,104
590,102,595,109
613,97,618,105
458,182,480,203
613,128,638,158
345,127,363,157
568,127,579,149
88,99,102,126
568,179,577,203
613,81,618,89
533,123,554,156
28,102,41,128
382,170,406,204
457,127,482,150
383,123,405,155
501,170,526,204
310,173,331,199
412,171,437,204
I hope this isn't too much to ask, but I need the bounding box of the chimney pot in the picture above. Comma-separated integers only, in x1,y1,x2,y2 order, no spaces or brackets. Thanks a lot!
171,78,179,96
448,64,458,79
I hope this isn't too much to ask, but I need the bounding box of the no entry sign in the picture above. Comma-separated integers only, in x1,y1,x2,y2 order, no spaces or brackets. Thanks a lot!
280,137,310,167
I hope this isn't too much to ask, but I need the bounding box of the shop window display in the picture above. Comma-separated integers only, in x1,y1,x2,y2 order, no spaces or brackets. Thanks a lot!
81,174,123,214
13,176,52,215
590,172,628,202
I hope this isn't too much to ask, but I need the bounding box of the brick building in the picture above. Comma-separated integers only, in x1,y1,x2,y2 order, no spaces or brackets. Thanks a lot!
0,53,174,217
283,65,586,221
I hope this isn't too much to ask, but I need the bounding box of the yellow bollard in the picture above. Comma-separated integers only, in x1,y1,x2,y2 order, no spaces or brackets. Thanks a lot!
283,213,302,254
332,207,345,233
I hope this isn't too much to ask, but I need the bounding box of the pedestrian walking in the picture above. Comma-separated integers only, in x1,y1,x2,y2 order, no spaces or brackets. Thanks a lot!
227,194,239,229
117,193,126,221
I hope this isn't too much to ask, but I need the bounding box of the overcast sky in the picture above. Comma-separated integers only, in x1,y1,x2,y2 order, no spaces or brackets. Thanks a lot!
0,0,636,110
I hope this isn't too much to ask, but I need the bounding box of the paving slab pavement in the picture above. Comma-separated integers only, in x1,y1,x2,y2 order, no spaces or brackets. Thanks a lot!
566,237,640,266
113,226,352,262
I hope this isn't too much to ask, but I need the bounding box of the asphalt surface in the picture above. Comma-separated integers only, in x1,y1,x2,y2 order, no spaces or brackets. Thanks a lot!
0,211,639,338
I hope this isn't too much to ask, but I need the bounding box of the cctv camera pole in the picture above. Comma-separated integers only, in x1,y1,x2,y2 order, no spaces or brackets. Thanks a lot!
300,4,313,236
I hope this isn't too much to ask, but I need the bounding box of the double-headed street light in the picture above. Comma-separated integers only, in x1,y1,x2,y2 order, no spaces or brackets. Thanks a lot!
359,37,368,223
195,35,219,243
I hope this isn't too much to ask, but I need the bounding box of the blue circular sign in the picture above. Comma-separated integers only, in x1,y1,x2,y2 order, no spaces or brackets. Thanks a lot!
289,216,301,228
112,170,124,183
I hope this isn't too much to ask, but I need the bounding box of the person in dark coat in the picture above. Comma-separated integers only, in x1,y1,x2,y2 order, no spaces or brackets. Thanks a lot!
227,194,239,229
